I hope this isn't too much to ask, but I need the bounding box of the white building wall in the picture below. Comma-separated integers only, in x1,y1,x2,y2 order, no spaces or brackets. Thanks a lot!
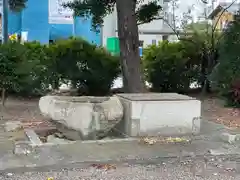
138,0,164,34
102,0,174,47
102,7,117,46
139,34,163,47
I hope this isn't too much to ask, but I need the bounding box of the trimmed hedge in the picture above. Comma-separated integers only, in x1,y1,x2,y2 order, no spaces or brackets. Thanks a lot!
0,38,120,97
143,41,199,93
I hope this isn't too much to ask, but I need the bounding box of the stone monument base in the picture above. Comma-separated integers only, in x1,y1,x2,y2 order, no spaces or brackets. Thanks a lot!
39,95,123,140
116,93,201,137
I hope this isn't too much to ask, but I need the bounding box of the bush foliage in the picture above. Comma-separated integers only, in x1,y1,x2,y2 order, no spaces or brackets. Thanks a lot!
210,21,240,107
143,41,200,93
0,38,120,97
1,35,218,98
0,42,27,94
50,38,120,95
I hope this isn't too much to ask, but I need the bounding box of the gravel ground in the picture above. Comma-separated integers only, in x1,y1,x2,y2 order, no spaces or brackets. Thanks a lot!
1,156,240,180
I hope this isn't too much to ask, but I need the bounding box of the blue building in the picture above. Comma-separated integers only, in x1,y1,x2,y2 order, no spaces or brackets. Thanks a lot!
8,0,100,44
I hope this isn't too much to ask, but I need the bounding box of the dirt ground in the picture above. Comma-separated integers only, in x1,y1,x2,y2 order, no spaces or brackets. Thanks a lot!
0,97,54,129
1,95,240,130
201,95,240,129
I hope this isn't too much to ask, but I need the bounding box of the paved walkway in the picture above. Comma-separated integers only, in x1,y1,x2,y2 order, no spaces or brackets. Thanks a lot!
0,121,18,155
0,139,225,172
0,120,239,173
3,156,240,180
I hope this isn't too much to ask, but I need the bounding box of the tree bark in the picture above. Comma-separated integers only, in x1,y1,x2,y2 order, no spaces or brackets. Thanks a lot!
201,53,212,94
116,0,145,93
1,88,6,107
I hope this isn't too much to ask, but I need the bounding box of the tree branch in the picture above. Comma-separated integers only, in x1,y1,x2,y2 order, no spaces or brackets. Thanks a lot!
206,0,237,66
212,0,237,33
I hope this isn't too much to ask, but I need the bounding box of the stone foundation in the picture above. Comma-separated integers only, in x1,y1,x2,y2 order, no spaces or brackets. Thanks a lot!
39,95,123,140
115,93,201,136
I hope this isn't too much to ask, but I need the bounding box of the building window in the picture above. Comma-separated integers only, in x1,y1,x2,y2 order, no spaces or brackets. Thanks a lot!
162,35,169,41
152,39,157,45
139,40,144,47
17,34,21,41
164,12,169,21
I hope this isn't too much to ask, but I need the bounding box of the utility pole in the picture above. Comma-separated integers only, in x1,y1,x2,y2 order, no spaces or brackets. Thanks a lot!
212,0,215,11
2,0,8,43
172,0,176,30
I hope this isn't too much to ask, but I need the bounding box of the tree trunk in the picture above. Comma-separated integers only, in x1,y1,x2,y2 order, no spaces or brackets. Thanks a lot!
1,88,6,107
52,78,60,90
201,54,212,95
116,0,145,93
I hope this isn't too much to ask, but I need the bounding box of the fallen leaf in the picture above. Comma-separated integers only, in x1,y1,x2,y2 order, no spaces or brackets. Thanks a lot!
90,164,116,170
141,137,157,145
166,137,190,143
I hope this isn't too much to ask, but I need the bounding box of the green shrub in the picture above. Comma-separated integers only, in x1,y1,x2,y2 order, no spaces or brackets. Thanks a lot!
51,38,120,95
15,41,52,96
143,41,196,93
210,21,240,106
0,41,57,97
0,42,26,94
0,38,120,97
180,33,216,89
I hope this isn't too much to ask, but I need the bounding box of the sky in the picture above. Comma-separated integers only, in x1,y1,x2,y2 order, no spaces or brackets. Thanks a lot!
166,0,206,28
175,0,207,21
176,0,238,21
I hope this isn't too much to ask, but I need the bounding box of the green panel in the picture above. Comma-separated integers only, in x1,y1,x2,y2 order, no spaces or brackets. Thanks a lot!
106,37,120,55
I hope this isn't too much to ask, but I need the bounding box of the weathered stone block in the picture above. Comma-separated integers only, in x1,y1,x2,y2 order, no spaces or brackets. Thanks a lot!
24,129,42,146
39,95,123,140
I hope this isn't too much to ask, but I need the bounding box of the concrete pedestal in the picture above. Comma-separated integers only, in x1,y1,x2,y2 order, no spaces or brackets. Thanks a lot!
39,96,123,140
116,93,201,136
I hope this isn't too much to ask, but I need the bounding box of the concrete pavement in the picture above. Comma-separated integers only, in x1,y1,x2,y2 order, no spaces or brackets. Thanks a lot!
0,119,239,173
1,155,240,180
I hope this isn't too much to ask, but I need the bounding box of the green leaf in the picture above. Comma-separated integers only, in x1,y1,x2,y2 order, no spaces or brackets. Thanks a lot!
64,0,162,30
